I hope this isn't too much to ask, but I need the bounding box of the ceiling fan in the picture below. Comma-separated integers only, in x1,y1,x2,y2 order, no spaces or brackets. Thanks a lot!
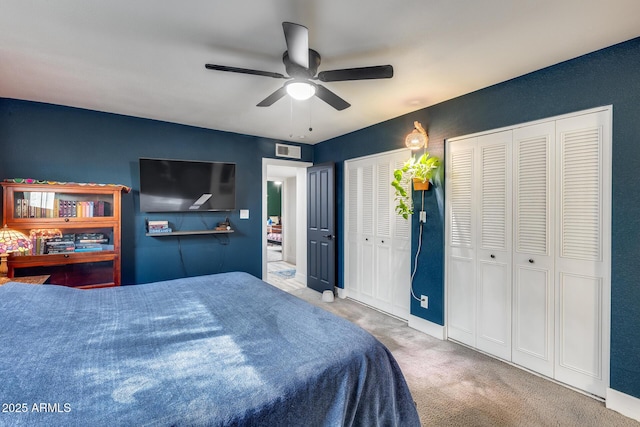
205,22,393,111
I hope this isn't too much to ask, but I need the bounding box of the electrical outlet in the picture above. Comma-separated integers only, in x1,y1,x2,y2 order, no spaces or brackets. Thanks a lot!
420,295,428,309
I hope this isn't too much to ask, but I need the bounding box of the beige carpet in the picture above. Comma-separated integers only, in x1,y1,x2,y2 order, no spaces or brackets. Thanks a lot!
288,287,639,427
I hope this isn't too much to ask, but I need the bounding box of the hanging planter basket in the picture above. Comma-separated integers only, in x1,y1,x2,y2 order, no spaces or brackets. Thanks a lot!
413,178,430,191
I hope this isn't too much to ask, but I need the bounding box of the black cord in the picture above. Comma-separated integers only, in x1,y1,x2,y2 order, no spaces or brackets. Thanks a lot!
177,236,187,276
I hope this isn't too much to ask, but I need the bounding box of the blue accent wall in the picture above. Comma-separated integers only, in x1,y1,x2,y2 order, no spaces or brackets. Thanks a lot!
314,37,640,399
0,99,312,285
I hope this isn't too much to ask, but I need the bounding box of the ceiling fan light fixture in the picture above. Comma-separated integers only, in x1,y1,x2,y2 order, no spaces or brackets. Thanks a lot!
286,80,316,100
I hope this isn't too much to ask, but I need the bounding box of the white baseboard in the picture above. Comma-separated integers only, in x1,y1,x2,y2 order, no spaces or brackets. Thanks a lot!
336,287,347,299
606,388,640,422
408,315,446,340
295,272,306,286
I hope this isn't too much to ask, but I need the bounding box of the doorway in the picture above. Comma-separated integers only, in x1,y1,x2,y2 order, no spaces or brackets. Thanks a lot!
262,158,312,291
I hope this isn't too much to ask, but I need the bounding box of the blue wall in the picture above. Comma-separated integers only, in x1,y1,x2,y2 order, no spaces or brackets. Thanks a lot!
0,99,312,284
314,37,640,399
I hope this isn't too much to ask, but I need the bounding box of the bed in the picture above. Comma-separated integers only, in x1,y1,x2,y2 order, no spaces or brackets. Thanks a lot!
267,223,282,245
0,272,420,426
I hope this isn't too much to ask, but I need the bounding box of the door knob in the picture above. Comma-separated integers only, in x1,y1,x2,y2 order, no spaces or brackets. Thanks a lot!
490,254,495,259
323,234,334,240
529,259,534,264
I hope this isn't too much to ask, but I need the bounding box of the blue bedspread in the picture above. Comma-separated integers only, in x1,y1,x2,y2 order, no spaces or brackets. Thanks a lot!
0,272,420,426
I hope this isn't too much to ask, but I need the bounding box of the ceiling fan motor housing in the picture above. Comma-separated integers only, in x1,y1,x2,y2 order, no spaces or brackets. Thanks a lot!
283,49,321,79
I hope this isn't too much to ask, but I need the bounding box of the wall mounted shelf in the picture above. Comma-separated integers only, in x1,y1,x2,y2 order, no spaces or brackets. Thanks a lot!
146,230,234,237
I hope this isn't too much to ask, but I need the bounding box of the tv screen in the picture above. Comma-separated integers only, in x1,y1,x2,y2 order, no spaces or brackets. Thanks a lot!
139,158,236,212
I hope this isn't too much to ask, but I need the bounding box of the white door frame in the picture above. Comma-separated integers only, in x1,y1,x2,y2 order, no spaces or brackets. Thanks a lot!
262,157,313,281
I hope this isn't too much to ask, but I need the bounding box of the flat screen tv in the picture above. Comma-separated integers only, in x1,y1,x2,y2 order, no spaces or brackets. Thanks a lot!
139,158,236,212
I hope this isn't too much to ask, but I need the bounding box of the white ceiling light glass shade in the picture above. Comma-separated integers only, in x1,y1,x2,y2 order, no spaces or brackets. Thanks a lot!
286,80,316,100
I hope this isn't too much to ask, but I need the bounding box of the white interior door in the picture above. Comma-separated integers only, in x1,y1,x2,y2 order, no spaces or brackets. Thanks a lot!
511,121,556,377
446,138,477,347
553,110,611,397
475,131,513,360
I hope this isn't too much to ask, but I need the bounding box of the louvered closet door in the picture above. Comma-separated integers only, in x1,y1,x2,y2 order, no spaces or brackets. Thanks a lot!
389,154,412,319
359,163,376,300
344,150,412,320
446,138,477,347
475,131,513,360
511,122,555,377
553,111,610,397
346,166,361,295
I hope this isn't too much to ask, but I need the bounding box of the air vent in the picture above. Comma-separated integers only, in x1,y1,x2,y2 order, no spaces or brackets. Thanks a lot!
275,143,302,159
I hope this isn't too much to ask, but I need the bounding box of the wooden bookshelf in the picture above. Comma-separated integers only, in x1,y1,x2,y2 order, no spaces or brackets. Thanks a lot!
1,182,128,289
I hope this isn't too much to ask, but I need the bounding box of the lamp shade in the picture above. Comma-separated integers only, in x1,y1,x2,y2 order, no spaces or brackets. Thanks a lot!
405,129,427,150
0,224,32,255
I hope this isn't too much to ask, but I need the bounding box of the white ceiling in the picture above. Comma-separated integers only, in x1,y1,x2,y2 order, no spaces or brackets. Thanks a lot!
1,1,639,145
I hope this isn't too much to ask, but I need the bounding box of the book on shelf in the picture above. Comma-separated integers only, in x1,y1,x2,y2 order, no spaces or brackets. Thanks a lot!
146,219,172,233
29,233,112,255
148,227,173,234
12,197,110,218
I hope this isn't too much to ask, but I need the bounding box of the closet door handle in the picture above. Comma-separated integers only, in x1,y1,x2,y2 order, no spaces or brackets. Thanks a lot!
490,254,495,259
529,259,534,264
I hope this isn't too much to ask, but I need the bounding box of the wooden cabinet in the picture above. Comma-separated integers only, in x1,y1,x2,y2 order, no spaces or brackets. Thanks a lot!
1,182,127,289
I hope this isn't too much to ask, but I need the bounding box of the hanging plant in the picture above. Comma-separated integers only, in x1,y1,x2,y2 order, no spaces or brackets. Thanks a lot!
391,152,441,219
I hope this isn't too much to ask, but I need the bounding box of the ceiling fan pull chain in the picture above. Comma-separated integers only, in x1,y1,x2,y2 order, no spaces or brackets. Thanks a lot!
289,97,294,138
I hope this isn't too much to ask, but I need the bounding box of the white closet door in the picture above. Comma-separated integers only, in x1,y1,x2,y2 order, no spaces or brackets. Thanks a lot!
389,155,412,318
344,150,412,320
359,163,376,299
511,121,555,377
346,166,361,295
554,111,610,397
475,131,513,360
446,138,477,347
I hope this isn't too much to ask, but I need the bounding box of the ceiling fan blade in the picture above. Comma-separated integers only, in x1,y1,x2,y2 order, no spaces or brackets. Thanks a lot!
282,22,309,69
317,65,393,82
205,64,286,79
315,85,351,111
257,86,288,107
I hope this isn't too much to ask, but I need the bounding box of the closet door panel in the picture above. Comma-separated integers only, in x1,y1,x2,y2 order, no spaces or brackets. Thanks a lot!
360,163,376,298
344,150,412,320
476,131,512,360
557,274,602,382
447,257,476,346
374,159,393,309
513,265,554,377
346,166,361,294
511,121,555,376
389,154,412,318
554,111,610,397
446,139,476,346
477,260,511,359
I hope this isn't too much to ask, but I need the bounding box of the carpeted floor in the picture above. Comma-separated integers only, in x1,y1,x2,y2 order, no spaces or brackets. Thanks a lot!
288,286,639,427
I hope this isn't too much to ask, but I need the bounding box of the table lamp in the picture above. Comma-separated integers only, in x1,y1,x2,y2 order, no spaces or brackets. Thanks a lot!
0,224,33,277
